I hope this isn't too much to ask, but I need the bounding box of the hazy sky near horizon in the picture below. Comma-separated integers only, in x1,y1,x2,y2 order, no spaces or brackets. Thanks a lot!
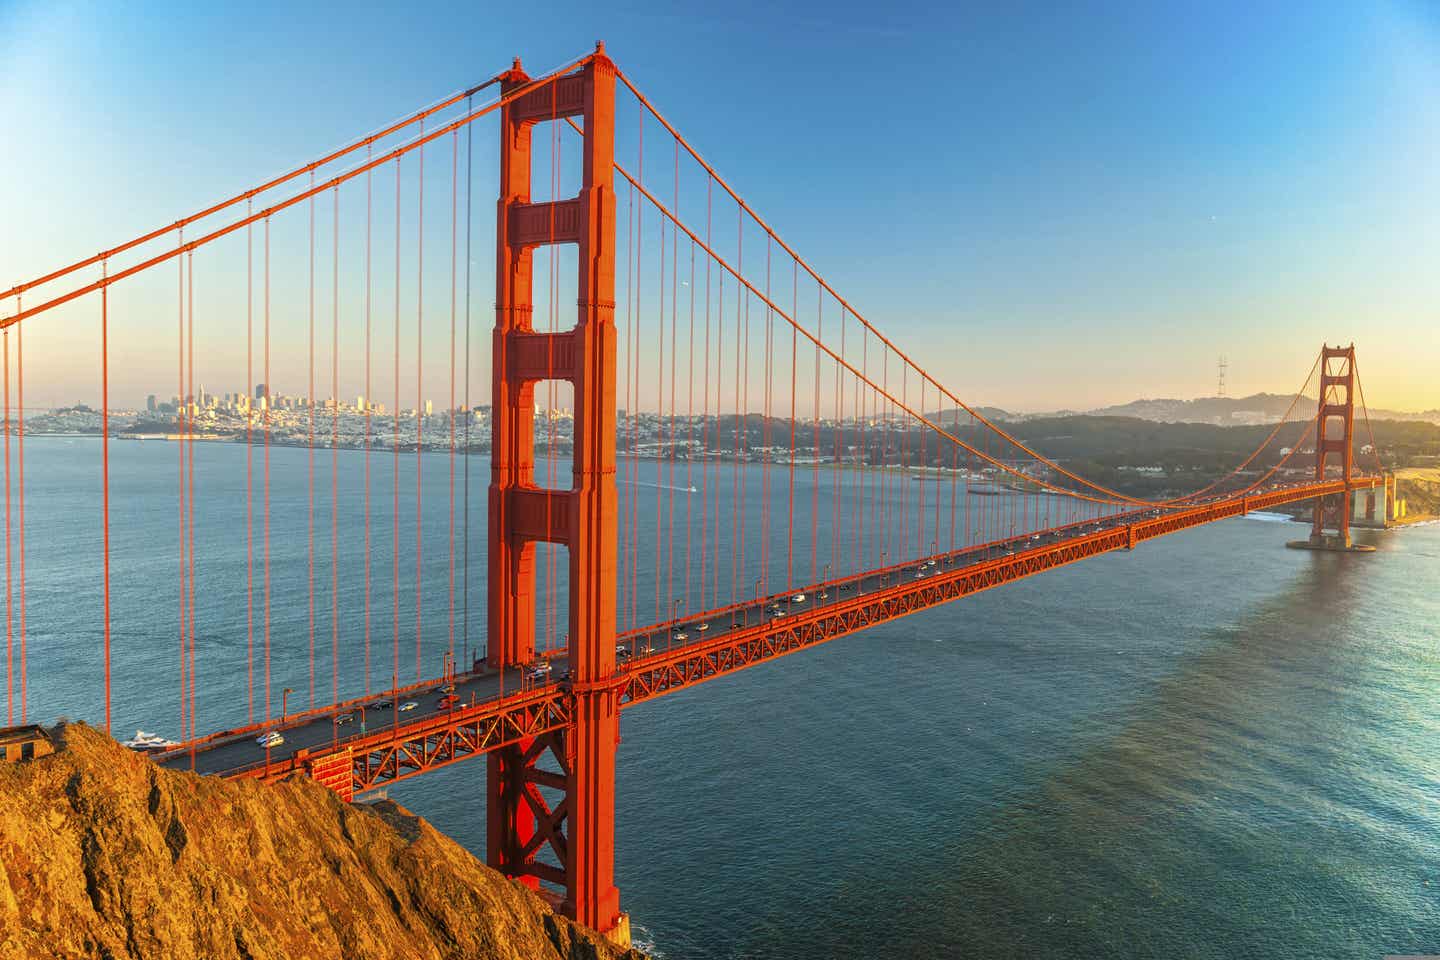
1,0,1437,413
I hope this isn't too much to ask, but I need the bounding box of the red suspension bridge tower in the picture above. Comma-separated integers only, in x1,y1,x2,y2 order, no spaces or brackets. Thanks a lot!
487,47,625,940
1308,344,1357,548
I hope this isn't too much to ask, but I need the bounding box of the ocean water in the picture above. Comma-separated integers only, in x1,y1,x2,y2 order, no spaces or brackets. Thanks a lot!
9,438,1439,958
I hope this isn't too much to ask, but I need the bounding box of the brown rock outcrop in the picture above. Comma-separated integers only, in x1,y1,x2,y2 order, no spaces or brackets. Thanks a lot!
0,724,643,960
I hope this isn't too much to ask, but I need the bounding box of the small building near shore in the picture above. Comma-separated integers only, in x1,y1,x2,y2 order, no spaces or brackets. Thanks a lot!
0,724,54,763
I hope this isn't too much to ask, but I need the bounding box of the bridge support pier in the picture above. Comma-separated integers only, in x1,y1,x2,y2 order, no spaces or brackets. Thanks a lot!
487,46,627,944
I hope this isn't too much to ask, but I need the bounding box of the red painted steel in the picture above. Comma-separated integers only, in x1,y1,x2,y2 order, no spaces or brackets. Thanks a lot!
1311,345,1356,545
487,46,622,937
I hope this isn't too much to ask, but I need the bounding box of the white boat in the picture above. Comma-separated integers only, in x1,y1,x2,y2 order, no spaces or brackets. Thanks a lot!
121,730,178,751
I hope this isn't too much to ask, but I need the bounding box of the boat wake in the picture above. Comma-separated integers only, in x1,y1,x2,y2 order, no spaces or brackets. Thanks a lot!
626,480,699,493
1244,511,1295,524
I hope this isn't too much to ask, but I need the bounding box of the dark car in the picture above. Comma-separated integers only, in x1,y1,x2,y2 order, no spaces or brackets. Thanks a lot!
371,699,393,710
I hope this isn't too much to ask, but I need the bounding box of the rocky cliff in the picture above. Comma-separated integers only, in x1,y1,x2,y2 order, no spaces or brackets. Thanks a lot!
0,724,643,960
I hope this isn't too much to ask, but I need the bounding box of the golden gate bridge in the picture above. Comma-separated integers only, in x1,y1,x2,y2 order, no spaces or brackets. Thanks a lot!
0,44,1392,945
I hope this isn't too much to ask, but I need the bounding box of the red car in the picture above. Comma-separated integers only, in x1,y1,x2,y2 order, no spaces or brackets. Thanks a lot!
438,694,460,708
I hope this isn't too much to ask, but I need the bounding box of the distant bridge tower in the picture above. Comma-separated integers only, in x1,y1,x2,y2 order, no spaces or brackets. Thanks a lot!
487,46,625,942
1310,344,1355,547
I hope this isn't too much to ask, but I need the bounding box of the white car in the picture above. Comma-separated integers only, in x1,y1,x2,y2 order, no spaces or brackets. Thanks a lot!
256,731,284,748
672,630,689,641
398,701,418,712
791,593,806,603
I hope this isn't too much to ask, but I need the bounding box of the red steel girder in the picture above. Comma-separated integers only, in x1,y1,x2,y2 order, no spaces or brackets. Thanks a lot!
615,477,1377,707
233,688,572,794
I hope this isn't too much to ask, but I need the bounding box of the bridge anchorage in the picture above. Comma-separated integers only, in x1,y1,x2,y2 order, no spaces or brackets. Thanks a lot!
2,37,1396,953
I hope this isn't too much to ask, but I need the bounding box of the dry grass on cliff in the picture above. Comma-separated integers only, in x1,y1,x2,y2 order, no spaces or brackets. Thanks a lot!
0,724,642,960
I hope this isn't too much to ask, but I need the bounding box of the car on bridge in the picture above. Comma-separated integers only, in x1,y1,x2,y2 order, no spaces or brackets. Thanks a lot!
256,731,284,749
398,701,418,713
438,694,459,708
370,699,393,710
335,712,355,725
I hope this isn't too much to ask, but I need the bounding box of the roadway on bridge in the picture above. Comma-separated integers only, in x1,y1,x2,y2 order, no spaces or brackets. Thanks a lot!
156,500,1169,779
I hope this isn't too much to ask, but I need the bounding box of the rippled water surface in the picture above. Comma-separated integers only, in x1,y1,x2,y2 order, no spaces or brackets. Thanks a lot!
14,438,1440,958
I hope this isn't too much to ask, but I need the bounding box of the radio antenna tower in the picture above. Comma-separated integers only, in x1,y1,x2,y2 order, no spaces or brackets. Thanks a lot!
1217,355,1228,398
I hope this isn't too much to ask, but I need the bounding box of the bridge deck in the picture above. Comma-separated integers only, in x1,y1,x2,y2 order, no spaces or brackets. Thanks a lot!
156,477,1374,792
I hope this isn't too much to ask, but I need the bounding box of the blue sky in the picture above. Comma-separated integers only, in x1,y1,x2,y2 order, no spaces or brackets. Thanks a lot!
1,0,1436,412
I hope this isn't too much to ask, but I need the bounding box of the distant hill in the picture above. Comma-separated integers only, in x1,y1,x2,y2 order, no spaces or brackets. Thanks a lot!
933,394,1439,427
1085,394,1440,426
1085,393,1299,425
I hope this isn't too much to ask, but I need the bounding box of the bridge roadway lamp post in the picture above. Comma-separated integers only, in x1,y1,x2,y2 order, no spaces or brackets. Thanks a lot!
486,45,627,943
281,687,293,722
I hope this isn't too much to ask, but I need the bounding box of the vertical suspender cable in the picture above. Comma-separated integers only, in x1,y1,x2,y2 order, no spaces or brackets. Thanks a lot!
416,121,425,684
685,239,695,615
186,251,197,746
448,126,458,674
264,219,272,722
700,180,711,612
308,172,317,707
462,98,473,667
246,203,254,724
668,141,679,623
176,238,187,737
98,266,110,731
833,304,843,580
332,186,340,706
14,309,25,724
4,327,12,728
365,145,373,692
786,259,796,590
811,278,819,585
394,157,401,693
654,159,666,624
622,178,634,631
761,238,771,593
